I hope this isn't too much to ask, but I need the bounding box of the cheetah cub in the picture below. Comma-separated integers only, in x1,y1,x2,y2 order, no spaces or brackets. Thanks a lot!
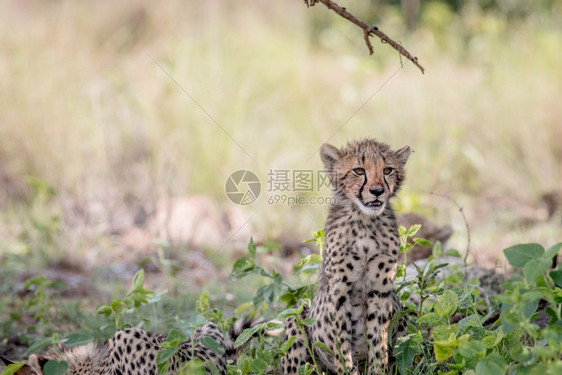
282,139,410,374
3,323,227,374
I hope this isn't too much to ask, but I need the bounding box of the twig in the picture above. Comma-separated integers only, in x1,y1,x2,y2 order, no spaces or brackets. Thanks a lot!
426,192,472,281
306,0,425,74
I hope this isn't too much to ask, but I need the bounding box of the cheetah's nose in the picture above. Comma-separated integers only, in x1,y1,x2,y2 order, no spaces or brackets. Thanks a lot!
369,187,385,196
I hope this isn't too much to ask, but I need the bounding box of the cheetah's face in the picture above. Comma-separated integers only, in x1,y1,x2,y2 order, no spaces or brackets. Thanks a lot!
320,139,410,216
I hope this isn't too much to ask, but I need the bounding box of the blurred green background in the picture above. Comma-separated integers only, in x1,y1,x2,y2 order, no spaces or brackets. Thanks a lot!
0,0,561,350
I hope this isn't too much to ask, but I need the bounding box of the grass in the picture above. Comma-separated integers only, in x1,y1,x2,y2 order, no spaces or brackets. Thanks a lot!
0,0,561,366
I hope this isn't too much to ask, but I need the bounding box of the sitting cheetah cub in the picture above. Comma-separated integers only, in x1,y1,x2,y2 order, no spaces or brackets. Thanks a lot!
282,139,410,374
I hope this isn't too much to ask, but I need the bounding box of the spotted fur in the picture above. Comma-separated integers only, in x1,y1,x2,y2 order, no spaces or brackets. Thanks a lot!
6,323,227,374
281,139,411,374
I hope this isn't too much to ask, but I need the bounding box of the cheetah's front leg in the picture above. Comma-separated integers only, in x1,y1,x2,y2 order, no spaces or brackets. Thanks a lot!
365,255,397,374
326,270,358,375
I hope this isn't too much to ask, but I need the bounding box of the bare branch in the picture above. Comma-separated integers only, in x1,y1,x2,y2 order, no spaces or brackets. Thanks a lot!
305,0,425,74
363,29,374,55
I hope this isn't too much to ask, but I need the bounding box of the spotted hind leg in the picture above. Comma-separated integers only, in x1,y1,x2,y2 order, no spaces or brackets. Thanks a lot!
281,316,309,374
176,322,227,374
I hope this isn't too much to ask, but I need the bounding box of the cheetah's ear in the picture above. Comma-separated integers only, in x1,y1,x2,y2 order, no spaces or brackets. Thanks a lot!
320,143,341,170
394,146,411,165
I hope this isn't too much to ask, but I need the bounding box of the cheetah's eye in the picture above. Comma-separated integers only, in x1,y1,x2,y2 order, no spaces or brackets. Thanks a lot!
352,168,365,176
383,167,393,175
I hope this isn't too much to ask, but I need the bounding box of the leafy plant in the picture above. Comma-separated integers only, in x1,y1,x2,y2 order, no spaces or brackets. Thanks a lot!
390,240,562,375
96,269,161,330
3,232,562,375
227,231,562,374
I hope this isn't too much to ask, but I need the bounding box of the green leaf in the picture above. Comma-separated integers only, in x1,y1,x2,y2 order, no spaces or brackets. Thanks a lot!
394,333,422,375
299,317,316,327
248,237,257,259
206,360,221,375
407,224,422,238
257,349,273,363
446,249,462,258
132,269,145,291
503,243,544,267
554,288,562,303
521,292,543,316
435,290,459,318
196,291,210,314
281,336,297,354
156,347,177,365
457,314,482,335
200,336,221,355
96,305,112,316
432,241,442,258
62,333,93,347
396,263,405,278
26,337,55,354
1,362,26,375
544,242,562,259
160,330,185,350
295,254,322,274
280,285,315,307
312,341,334,356
457,340,487,359
249,357,269,374
433,324,459,341
303,229,325,253
229,257,255,281
43,360,69,375
542,325,562,346
513,364,550,375
475,353,507,375
417,312,443,326
265,321,284,332
523,257,551,284
550,269,562,287
177,359,205,374
23,275,47,289
414,238,433,247
234,301,253,314
166,330,185,346
111,299,124,314
234,324,262,348
434,336,457,362
253,282,284,308
482,331,504,348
